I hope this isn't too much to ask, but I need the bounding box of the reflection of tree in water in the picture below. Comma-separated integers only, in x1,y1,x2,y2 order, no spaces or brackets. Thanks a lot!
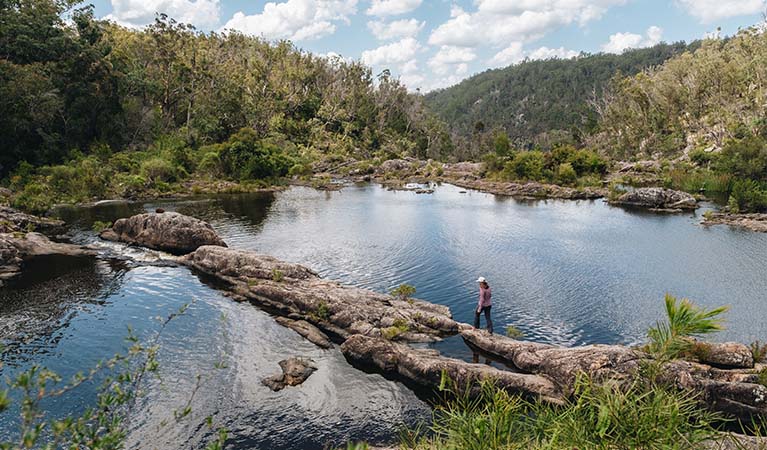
0,259,128,369
191,193,275,228
54,202,145,233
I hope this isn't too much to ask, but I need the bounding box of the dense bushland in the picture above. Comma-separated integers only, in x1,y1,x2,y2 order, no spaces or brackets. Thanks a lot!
1,0,452,210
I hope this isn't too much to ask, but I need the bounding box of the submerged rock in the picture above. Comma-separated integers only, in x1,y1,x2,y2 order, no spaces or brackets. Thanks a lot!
275,317,333,349
262,357,317,391
180,246,460,343
0,232,95,286
100,212,227,255
611,187,697,211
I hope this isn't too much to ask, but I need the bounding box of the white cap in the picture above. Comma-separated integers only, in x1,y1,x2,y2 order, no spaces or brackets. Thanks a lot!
476,276,486,283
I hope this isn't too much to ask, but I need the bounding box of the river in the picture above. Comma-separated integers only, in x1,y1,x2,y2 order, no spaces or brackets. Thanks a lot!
1,183,766,449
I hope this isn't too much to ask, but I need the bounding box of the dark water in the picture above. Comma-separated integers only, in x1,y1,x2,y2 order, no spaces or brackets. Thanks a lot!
1,183,766,449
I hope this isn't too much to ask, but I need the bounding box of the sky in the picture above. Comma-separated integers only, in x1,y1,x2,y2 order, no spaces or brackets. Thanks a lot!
88,0,766,92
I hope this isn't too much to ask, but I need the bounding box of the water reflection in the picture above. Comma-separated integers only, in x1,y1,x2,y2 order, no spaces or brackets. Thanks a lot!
2,183,767,449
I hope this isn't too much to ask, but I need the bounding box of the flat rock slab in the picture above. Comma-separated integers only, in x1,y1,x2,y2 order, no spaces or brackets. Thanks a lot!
462,329,767,422
462,329,643,391
704,213,767,233
100,212,227,255
262,357,317,391
181,246,460,343
448,179,605,200
0,207,65,234
340,334,563,404
611,187,697,211
0,232,96,286
275,317,333,349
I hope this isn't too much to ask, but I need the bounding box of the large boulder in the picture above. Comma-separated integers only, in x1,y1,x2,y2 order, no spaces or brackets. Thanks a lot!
611,187,697,211
180,246,461,343
100,212,227,255
0,232,95,286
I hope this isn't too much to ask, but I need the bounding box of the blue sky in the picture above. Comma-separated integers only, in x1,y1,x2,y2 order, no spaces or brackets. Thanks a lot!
89,0,765,91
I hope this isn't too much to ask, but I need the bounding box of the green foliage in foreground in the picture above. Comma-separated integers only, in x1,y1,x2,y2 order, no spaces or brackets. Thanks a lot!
646,294,729,360
403,375,720,450
0,303,229,449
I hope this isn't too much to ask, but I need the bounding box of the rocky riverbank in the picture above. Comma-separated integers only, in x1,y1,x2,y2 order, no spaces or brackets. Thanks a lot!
0,207,95,286
95,211,767,427
703,212,767,233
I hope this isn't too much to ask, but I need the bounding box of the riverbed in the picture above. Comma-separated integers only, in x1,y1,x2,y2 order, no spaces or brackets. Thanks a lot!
1,183,766,449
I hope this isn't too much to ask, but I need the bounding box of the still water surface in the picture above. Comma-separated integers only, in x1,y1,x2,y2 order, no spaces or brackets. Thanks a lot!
1,183,766,448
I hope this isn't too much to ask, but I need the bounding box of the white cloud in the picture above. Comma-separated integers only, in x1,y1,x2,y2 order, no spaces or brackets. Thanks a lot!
429,0,627,48
361,37,421,66
601,26,663,53
367,18,424,40
528,46,580,60
489,43,578,68
489,42,524,67
366,0,422,17
103,0,220,28
221,0,357,41
677,0,765,23
428,45,477,75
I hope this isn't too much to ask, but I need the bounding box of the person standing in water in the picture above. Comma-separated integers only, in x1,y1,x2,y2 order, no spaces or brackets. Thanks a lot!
474,276,493,334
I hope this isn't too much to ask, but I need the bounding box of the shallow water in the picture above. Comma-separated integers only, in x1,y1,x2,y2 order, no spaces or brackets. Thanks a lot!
1,183,766,448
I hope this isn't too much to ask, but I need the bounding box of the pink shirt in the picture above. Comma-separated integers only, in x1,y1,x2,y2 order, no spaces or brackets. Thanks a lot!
478,286,492,308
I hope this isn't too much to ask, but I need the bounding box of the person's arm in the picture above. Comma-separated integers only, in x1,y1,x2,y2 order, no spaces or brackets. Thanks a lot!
477,289,483,312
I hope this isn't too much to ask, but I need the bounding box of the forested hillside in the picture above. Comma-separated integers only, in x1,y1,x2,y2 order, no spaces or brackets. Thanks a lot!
424,42,696,147
0,0,451,210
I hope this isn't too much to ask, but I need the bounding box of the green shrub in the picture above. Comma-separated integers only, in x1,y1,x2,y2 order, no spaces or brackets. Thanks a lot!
219,128,295,180
390,284,416,301
728,179,767,213
12,182,53,214
481,153,507,176
140,157,177,183
288,162,313,178
271,268,284,282
503,151,546,181
382,321,409,340
717,135,767,182
556,163,577,185
197,151,222,177
646,294,729,360
315,302,330,321
493,131,511,157
113,173,147,198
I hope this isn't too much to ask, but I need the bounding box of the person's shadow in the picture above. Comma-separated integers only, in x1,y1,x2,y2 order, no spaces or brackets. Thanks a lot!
471,351,492,366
